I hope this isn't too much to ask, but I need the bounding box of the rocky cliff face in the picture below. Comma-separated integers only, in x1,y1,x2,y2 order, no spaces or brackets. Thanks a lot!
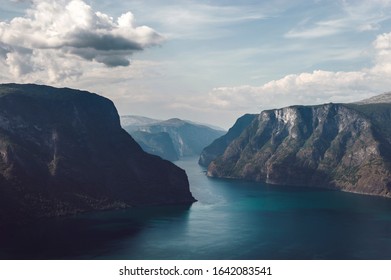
199,114,256,167
207,103,391,198
0,84,195,225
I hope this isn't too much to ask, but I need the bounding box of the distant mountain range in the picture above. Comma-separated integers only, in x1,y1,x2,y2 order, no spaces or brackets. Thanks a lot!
202,92,391,198
120,115,161,130
355,92,391,105
0,84,195,226
121,115,226,161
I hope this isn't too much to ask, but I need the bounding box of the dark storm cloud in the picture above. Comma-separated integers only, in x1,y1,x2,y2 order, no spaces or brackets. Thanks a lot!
67,31,143,52
0,0,164,74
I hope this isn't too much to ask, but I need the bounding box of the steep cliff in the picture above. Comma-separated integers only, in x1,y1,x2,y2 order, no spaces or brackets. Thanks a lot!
0,83,195,225
207,102,391,198
199,114,256,167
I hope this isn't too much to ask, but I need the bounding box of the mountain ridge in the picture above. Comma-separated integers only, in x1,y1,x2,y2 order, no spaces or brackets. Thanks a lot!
205,93,391,198
199,114,257,167
122,116,225,160
355,92,391,105
120,115,161,128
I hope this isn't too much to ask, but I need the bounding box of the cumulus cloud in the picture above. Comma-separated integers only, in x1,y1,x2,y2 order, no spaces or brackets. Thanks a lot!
0,0,163,81
208,32,391,111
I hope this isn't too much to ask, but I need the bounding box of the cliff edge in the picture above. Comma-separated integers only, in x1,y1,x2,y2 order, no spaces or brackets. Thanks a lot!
0,84,195,225
207,102,391,198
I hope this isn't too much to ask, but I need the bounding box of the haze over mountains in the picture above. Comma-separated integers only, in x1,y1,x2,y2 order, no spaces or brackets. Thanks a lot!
1,82,390,230
121,115,225,161
0,84,195,226
202,92,391,198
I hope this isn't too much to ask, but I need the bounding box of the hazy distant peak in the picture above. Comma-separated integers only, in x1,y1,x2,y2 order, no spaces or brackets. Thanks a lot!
122,115,226,132
162,118,187,126
122,115,226,159
355,92,391,105
120,115,162,127
161,118,226,131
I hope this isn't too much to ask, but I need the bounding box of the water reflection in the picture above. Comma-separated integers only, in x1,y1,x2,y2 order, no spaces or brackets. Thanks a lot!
0,204,192,260
1,157,391,260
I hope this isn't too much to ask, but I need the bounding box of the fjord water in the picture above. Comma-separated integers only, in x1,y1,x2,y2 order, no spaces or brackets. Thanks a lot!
2,157,391,259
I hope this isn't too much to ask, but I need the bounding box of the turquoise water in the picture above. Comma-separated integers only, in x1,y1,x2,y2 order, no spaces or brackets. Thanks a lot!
1,157,391,259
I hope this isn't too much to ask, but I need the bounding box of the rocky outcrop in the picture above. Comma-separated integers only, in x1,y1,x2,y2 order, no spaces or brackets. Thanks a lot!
207,102,391,198
199,114,256,167
123,117,225,159
0,83,195,225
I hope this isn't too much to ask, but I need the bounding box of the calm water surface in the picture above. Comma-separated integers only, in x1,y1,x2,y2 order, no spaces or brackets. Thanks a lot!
1,157,391,259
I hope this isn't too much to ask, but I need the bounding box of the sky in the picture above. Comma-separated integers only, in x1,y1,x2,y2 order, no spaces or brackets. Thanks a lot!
1,0,391,129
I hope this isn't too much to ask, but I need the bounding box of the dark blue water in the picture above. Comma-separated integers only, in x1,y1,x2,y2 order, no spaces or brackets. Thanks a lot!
1,157,391,259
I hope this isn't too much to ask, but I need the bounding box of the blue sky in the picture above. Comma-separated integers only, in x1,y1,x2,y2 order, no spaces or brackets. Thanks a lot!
1,0,391,128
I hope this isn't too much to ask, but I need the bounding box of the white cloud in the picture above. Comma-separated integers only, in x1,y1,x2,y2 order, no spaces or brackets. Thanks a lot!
135,2,267,40
0,0,163,81
6,50,34,77
207,32,391,111
285,0,391,39
285,18,347,39
1,0,390,130
370,32,391,75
